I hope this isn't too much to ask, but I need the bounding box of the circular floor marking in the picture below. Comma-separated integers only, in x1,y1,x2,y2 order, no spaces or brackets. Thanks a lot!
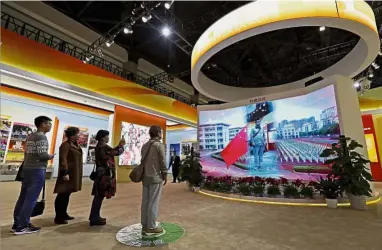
116,222,185,247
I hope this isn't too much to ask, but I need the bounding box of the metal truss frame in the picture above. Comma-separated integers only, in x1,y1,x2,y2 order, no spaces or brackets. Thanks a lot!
0,12,195,105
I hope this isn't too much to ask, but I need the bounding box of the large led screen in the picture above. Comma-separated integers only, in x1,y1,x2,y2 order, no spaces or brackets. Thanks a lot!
199,85,340,180
119,122,150,166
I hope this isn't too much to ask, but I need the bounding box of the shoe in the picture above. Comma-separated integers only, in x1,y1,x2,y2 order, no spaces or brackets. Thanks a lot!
89,220,106,226
11,223,32,233
100,217,106,222
54,218,68,225
63,215,75,220
144,227,163,235
14,225,41,235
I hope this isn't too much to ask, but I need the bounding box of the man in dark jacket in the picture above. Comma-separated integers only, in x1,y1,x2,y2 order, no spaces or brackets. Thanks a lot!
169,152,181,183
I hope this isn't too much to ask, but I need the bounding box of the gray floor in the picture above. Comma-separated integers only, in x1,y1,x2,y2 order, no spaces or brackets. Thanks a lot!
1,180,382,250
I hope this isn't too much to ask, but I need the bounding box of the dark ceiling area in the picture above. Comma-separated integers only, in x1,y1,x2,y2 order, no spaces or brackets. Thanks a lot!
203,27,359,88
44,1,382,90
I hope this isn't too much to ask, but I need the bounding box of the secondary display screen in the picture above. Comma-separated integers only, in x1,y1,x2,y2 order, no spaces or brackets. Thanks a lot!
199,85,340,180
119,122,150,166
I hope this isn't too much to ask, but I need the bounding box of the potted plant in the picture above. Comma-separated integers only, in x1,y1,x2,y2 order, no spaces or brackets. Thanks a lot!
283,184,299,198
266,178,281,197
237,177,253,197
320,135,373,210
217,176,234,193
300,182,315,199
316,177,341,208
252,177,266,197
179,151,204,192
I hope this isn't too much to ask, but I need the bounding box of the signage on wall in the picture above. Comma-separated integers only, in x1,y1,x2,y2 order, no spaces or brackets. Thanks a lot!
249,97,266,104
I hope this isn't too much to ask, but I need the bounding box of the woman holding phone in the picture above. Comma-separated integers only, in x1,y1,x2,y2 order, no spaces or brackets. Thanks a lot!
89,130,125,226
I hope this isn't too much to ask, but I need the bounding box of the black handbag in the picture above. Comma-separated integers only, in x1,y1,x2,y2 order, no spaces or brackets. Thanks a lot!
89,164,97,181
15,162,24,182
31,182,45,217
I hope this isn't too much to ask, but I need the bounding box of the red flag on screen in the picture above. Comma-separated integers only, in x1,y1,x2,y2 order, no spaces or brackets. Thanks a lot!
221,126,248,168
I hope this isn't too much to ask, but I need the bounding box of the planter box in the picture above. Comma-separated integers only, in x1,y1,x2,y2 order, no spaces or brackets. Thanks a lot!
326,198,338,208
349,195,367,210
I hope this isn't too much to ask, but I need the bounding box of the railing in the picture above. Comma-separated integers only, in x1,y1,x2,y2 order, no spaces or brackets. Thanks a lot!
0,12,193,105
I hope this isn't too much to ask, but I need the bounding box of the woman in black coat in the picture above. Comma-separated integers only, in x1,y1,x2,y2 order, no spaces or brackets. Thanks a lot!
88,130,125,226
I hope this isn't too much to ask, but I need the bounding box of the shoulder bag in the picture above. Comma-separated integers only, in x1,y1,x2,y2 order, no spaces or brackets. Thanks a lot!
89,163,97,181
31,182,45,217
129,141,155,183
15,161,24,182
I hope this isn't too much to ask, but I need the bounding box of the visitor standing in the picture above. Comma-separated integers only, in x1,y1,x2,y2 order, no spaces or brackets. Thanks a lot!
12,116,54,235
169,152,181,183
141,125,167,235
89,130,125,226
53,127,83,225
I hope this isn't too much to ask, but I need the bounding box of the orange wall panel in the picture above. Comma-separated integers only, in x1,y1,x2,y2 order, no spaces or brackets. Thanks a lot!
0,28,197,124
113,105,167,182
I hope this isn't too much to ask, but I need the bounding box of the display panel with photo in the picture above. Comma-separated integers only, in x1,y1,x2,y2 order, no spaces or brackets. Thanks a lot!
180,141,198,159
0,116,12,162
62,126,89,148
169,144,180,158
86,133,98,164
199,85,340,181
119,122,150,166
6,122,36,162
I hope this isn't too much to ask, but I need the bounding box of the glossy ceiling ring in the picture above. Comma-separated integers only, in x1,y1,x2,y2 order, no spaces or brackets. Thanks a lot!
191,0,380,102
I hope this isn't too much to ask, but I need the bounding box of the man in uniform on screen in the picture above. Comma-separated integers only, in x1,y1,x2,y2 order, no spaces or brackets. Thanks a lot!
250,119,265,169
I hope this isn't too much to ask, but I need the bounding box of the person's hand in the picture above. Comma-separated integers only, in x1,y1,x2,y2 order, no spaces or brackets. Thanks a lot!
48,154,55,160
119,138,126,146
63,175,69,181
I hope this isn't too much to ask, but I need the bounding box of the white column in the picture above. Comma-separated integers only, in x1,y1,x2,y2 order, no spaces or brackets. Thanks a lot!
333,75,370,171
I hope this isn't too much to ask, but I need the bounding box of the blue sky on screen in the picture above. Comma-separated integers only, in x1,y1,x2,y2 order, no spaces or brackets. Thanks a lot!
272,85,337,121
199,106,247,128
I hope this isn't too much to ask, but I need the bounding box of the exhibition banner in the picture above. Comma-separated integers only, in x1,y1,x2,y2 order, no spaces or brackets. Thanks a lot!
62,126,89,148
6,122,36,162
86,133,97,164
169,144,180,157
0,115,12,162
1,28,197,124
362,114,382,181
119,122,150,166
199,85,340,181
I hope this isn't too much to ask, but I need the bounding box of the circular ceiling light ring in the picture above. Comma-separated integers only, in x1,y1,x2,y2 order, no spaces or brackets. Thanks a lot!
191,0,380,102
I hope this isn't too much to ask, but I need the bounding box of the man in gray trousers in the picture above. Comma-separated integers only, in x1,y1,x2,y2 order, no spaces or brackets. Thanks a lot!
140,125,167,235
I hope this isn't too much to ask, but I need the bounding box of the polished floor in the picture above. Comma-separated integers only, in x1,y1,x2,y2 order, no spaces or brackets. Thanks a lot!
1,180,382,250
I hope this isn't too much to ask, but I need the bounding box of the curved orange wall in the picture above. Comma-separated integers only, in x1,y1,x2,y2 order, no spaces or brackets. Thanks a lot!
0,28,197,124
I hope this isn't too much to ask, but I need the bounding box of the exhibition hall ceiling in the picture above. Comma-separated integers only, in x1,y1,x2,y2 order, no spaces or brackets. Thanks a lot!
44,1,382,89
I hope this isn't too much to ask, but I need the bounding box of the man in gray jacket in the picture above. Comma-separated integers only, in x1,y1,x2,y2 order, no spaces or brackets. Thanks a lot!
12,116,54,235
140,125,167,235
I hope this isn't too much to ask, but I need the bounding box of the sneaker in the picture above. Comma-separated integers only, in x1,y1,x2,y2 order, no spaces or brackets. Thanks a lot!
144,227,163,235
10,223,32,233
10,224,17,233
14,225,41,235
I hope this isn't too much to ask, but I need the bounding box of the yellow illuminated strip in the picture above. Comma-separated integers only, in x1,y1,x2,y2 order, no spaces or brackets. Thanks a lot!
191,0,377,69
198,190,381,207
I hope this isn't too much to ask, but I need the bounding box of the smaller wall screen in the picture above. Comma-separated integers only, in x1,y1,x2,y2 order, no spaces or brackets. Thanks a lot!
119,122,150,166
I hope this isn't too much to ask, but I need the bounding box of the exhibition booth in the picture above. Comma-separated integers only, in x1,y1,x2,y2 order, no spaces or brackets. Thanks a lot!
190,0,381,206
